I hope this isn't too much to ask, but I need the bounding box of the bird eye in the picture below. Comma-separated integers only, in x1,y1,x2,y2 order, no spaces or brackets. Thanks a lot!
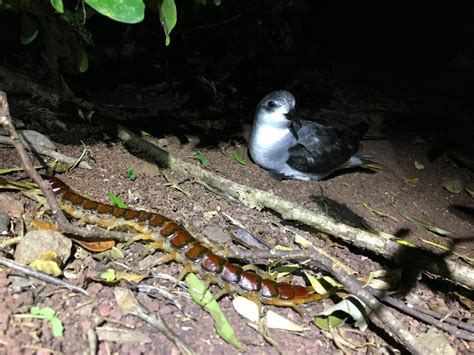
267,101,276,108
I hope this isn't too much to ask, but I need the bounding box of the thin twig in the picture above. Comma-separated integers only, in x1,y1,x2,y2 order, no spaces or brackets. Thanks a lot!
114,287,194,355
377,292,474,341
0,256,88,295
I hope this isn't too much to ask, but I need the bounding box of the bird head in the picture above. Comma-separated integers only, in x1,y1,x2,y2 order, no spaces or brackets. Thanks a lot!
255,90,296,126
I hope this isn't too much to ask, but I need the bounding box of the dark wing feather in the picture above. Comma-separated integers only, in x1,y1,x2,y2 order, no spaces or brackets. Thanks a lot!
287,119,367,174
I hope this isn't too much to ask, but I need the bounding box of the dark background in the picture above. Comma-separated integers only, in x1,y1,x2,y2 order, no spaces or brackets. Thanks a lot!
1,0,474,146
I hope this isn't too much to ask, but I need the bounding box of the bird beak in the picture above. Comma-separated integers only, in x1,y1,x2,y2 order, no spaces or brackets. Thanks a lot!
285,109,298,121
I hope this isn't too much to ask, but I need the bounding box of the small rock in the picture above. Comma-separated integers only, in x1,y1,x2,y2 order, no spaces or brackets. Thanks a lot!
86,282,104,296
202,224,232,244
96,302,113,318
132,161,161,177
19,129,56,150
416,327,456,355
14,230,72,266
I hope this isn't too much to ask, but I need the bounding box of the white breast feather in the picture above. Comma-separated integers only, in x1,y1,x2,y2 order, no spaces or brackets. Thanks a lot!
254,125,289,148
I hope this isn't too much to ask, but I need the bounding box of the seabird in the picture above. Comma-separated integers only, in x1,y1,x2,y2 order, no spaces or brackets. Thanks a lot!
249,90,373,181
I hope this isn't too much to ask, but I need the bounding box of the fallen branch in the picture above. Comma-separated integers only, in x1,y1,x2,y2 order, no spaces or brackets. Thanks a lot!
116,125,474,290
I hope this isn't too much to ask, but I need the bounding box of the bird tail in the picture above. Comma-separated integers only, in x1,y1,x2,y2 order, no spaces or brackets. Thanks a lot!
347,154,382,171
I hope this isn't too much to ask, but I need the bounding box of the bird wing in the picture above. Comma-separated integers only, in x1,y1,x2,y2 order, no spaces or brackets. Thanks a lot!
287,119,367,174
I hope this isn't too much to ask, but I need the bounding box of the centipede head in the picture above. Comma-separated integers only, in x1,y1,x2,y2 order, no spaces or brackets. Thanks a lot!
40,175,67,193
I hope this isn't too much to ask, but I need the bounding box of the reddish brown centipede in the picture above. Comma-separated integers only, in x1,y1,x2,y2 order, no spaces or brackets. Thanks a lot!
43,176,329,307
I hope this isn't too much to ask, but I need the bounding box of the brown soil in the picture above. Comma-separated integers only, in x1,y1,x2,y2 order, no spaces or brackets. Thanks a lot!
0,118,473,354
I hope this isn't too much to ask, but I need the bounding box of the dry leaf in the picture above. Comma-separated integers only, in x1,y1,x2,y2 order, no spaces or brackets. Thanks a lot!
30,258,62,276
403,177,419,186
73,239,116,252
414,161,425,170
232,296,259,323
265,310,307,332
442,177,462,194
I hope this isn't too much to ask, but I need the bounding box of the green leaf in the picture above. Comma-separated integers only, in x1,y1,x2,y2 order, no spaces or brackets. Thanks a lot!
421,239,474,265
20,13,38,45
191,151,209,165
271,264,300,278
108,193,127,208
31,306,55,319
305,272,342,294
76,46,89,73
0,1,13,10
362,203,398,222
127,167,137,181
363,223,418,248
159,0,177,46
315,296,368,331
0,166,44,174
231,149,246,165
314,313,345,330
185,273,243,350
100,268,117,282
50,317,65,337
85,0,145,24
30,306,64,337
403,214,452,237
50,0,64,13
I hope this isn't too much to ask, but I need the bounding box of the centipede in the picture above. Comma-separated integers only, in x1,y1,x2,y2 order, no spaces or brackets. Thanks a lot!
42,175,329,307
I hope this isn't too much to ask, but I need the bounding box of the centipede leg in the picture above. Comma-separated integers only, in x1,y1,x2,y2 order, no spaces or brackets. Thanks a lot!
212,282,235,301
149,250,179,268
127,233,155,245
198,274,214,302
175,262,194,286
141,241,165,258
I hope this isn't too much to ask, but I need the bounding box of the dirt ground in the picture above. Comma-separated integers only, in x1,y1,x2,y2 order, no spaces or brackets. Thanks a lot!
0,111,473,354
